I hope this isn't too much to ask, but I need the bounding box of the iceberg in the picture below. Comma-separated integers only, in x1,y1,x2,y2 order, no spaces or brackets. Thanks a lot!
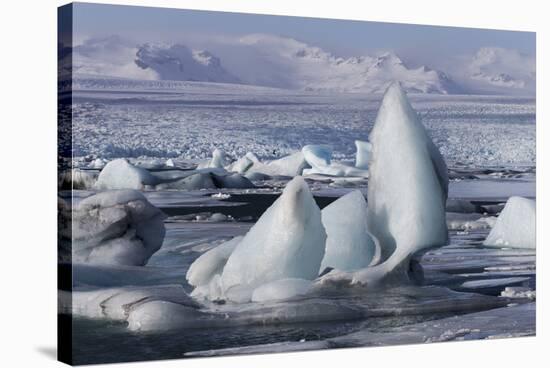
366,82,448,264
197,148,230,169
319,82,448,286
95,159,158,190
70,190,166,266
483,196,535,249
320,190,377,272
219,177,326,301
354,140,371,169
302,145,332,168
302,144,369,177
247,152,309,177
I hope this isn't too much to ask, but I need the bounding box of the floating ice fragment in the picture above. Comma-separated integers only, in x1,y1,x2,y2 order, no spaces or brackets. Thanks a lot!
95,159,158,190
483,196,535,249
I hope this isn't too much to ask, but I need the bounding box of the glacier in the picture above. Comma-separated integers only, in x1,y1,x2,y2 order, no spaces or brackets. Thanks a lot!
483,196,536,249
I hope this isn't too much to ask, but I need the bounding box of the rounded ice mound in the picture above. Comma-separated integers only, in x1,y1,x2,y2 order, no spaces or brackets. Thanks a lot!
71,190,166,266
197,148,230,169
251,278,314,302
367,82,448,263
156,172,217,190
320,190,376,272
220,176,326,301
483,196,535,249
95,159,158,190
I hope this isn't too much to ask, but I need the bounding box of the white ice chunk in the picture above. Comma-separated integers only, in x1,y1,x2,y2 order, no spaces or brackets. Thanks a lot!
186,236,243,288
95,158,158,190
219,177,326,301
319,83,448,286
302,145,332,168
320,190,376,271
251,278,314,302
70,190,166,266
165,158,175,167
302,144,369,177
354,140,371,169
483,196,535,249
247,152,309,177
197,148,229,169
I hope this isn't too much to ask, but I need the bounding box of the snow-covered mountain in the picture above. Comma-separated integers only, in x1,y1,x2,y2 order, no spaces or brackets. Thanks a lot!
232,34,461,94
462,47,535,95
64,34,535,95
134,43,240,83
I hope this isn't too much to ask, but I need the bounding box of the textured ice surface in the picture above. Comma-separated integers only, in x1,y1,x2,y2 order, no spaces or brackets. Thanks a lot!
69,83,535,168
320,190,376,271
367,82,448,265
302,145,332,167
219,177,326,301
95,159,158,190
484,196,535,248
68,190,166,265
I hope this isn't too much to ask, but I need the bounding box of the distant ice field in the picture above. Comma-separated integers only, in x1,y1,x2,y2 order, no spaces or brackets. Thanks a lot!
68,79,535,167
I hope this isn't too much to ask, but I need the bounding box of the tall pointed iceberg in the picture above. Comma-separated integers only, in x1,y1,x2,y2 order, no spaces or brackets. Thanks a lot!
364,82,448,280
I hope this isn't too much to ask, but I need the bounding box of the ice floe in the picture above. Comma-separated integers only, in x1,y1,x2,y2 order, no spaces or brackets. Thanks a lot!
483,196,535,249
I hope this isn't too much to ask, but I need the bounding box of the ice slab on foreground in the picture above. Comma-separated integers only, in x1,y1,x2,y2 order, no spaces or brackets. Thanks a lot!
484,196,535,249
63,190,166,266
320,190,377,271
219,176,326,302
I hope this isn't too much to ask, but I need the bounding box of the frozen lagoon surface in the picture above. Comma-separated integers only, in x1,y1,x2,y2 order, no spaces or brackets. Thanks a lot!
62,82,535,365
